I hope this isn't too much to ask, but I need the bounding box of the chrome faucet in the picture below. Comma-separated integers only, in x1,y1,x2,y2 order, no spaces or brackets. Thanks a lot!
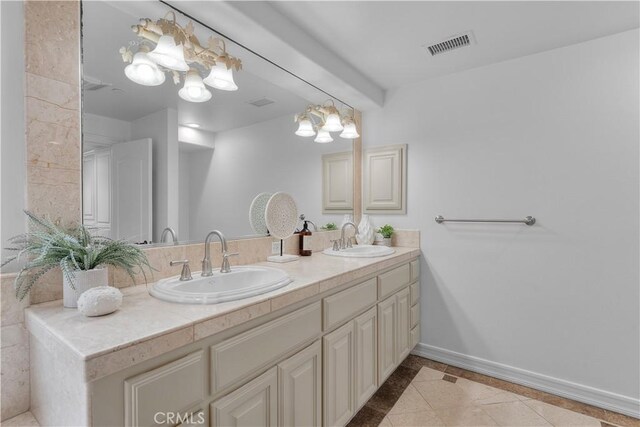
340,222,359,249
170,260,192,281
160,227,178,245
202,230,238,275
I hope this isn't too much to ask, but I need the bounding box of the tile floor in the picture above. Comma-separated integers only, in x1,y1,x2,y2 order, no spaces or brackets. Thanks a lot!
349,356,640,427
4,356,638,427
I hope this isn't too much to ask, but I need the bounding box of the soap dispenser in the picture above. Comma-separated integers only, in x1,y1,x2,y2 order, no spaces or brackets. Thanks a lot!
298,215,316,256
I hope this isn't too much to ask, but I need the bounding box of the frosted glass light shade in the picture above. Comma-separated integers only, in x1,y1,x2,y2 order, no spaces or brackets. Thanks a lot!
295,118,315,137
125,52,165,86
178,70,212,103
148,35,189,72
322,113,343,132
203,62,238,91
339,121,360,139
314,128,333,143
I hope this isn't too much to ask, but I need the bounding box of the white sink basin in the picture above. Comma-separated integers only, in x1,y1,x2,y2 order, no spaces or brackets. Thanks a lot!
323,244,395,258
150,266,292,304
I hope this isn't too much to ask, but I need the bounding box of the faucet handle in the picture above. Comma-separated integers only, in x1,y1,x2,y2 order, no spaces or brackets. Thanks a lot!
330,239,341,251
220,252,239,273
170,260,192,281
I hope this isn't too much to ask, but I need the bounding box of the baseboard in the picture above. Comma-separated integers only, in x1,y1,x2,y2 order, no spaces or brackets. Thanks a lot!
412,343,640,419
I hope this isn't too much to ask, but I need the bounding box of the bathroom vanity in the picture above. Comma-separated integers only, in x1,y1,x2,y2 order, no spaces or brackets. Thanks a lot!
26,248,420,427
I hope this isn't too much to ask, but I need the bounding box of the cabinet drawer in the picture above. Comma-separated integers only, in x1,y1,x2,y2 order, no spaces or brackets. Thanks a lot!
378,264,411,299
410,304,419,328
411,325,420,348
410,282,420,306
324,278,377,330
124,351,205,427
211,302,321,394
410,259,420,282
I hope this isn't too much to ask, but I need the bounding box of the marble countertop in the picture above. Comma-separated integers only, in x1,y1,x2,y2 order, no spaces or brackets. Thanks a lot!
25,247,420,381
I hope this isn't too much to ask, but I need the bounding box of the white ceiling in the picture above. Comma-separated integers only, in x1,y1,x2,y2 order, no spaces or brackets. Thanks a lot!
270,1,639,91
82,1,318,133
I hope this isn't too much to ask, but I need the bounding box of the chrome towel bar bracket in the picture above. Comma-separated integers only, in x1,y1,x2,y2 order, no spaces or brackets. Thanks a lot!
435,215,536,226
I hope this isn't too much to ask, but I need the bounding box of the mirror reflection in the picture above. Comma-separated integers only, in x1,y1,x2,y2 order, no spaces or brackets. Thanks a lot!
81,1,354,245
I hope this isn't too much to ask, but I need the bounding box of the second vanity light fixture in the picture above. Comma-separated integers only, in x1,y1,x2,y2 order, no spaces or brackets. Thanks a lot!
294,100,360,143
120,11,242,103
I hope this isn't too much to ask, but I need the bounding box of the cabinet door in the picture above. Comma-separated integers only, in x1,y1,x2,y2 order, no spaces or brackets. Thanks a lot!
378,295,397,384
83,153,96,224
279,341,321,427
323,322,355,427
95,150,111,228
322,151,354,213
354,307,377,409
396,288,411,362
212,367,278,427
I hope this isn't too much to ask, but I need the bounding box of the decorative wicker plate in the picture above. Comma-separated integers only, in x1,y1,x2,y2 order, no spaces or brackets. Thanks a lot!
264,192,298,240
249,192,273,235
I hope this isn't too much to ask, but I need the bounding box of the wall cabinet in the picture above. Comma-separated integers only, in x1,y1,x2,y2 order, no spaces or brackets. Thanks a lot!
322,151,354,213
363,144,407,214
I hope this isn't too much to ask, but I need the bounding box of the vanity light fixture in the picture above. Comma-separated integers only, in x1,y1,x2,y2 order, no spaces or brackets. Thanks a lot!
120,11,242,102
314,128,334,143
294,100,359,143
124,46,166,86
179,69,212,102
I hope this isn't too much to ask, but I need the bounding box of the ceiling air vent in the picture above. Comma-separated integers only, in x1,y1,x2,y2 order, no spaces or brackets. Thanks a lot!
83,75,112,91
424,32,474,56
248,97,275,107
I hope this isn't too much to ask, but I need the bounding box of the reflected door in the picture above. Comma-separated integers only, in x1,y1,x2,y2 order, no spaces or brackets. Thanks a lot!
111,138,152,243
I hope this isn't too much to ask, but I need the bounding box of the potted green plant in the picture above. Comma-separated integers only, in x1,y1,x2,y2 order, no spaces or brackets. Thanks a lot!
2,211,153,308
375,224,395,247
320,222,338,231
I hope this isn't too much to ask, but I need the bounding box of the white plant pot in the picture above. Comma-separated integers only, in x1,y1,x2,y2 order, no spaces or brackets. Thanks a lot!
375,238,392,247
63,268,109,308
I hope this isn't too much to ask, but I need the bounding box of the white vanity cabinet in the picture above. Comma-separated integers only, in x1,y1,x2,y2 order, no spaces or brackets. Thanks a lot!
88,257,420,427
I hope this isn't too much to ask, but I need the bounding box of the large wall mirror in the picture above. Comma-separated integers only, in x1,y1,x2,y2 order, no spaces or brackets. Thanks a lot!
81,1,355,245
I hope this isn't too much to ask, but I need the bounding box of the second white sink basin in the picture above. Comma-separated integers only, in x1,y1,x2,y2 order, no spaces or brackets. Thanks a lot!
150,266,292,304
323,244,395,258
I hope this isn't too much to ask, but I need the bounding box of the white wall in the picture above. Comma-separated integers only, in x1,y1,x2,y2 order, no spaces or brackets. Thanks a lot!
363,29,639,413
132,108,179,242
187,113,349,240
83,113,131,147
0,1,26,272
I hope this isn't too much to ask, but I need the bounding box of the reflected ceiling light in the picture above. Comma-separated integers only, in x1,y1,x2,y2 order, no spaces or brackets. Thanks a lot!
124,47,165,86
314,128,333,143
339,117,360,139
147,35,189,72
121,11,242,102
294,115,315,137
179,69,212,103
184,123,200,128
321,112,343,132
294,100,358,142
204,54,238,91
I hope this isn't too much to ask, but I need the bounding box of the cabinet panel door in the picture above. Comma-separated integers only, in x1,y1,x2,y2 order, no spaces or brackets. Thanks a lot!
212,367,278,427
354,307,377,409
95,150,111,227
363,144,407,214
377,295,397,384
322,151,354,213
83,154,96,224
323,322,355,427
396,288,411,362
278,341,321,427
